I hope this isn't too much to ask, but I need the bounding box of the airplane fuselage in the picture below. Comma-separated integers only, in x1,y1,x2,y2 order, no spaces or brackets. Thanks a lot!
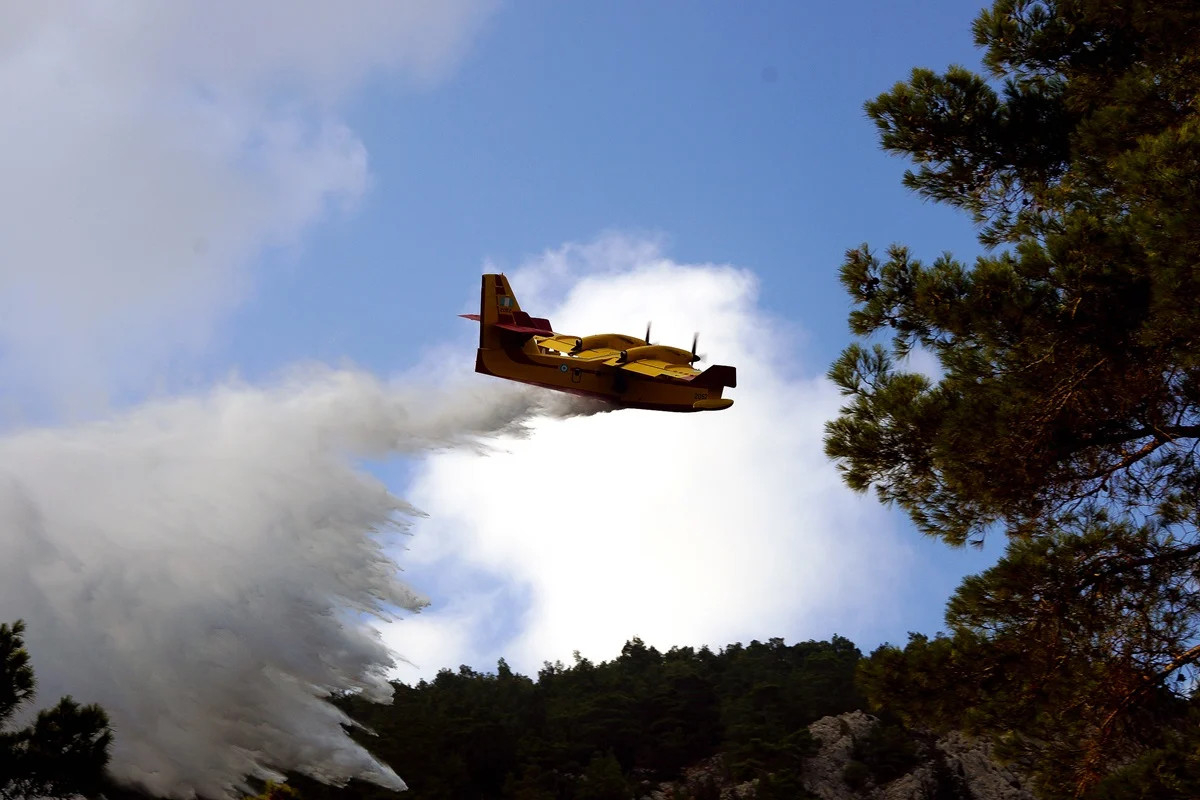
475,340,733,412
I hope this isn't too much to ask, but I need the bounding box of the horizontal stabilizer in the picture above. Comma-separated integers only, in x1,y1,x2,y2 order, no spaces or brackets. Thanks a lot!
496,322,555,336
688,364,737,388
459,311,553,336
506,311,553,334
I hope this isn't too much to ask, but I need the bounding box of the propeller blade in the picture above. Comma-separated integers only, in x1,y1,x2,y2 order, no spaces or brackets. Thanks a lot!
645,321,652,345
691,332,701,362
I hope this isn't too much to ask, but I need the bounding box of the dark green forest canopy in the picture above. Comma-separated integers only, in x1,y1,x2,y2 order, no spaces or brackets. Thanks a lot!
824,0,1200,796
287,636,864,800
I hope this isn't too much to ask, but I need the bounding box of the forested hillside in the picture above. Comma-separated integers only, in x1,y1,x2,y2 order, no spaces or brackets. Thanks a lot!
288,636,866,800
10,623,1192,798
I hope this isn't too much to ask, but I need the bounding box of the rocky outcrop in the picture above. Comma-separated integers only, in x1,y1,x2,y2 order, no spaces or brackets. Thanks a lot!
801,711,1034,800
934,731,1031,800
803,711,878,798
639,711,1035,800
641,754,755,800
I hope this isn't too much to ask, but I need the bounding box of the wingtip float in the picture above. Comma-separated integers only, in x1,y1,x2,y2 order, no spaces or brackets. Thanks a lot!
461,274,736,412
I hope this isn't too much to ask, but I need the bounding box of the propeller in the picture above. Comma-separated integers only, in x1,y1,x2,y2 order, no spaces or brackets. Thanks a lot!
644,321,652,345
690,332,706,363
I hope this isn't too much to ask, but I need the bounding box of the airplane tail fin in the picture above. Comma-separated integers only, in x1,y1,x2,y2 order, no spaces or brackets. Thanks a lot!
483,273,522,325
460,274,553,348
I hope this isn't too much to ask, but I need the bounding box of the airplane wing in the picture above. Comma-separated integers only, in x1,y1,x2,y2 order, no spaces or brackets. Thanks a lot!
536,336,580,354
576,347,625,361
602,356,701,381
534,336,734,387
535,336,626,362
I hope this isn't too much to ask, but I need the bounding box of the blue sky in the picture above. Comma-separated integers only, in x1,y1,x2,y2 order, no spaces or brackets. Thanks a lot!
218,0,988,381
2,3,1010,789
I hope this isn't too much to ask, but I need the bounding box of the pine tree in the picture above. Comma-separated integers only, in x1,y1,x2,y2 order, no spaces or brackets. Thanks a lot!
826,1,1200,795
827,0,1200,544
0,620,113,800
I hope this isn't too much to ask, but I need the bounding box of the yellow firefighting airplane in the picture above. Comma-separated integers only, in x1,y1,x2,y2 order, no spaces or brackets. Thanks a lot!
461,274,735,412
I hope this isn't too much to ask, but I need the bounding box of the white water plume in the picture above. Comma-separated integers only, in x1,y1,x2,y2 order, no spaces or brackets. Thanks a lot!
0,366,598,797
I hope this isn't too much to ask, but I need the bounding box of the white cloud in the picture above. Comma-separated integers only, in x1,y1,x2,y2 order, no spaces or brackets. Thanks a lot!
0,1,496,411
389,237,919,681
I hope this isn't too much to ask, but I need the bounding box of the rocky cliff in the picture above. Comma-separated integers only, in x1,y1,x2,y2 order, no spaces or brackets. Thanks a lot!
801,711,1032,800
646,711,1034,800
